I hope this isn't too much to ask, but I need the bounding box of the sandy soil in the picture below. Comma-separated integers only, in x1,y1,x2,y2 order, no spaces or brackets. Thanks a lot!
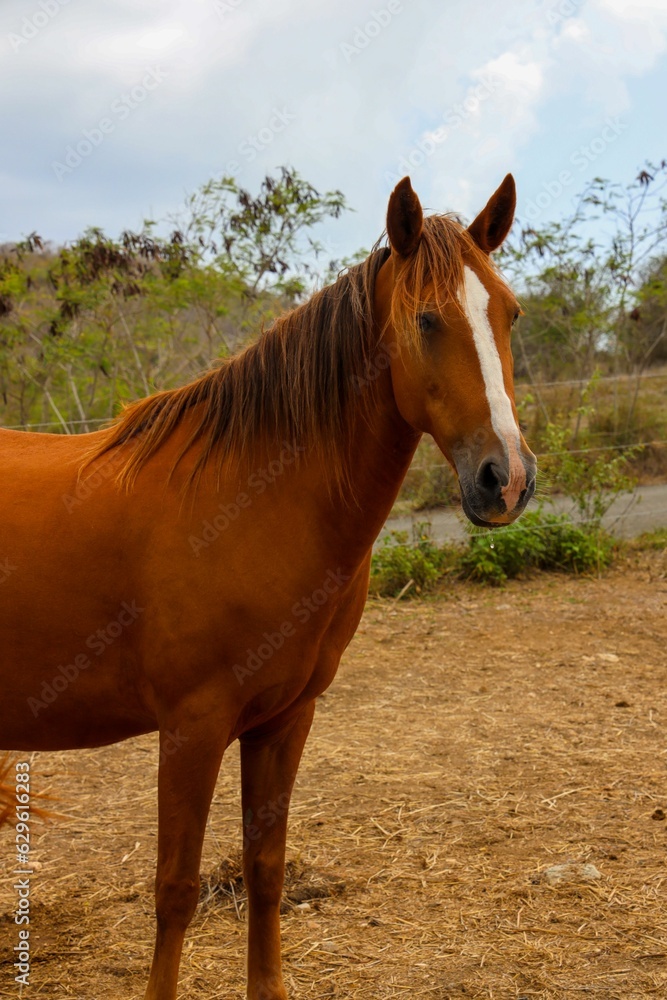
2,549,667,1000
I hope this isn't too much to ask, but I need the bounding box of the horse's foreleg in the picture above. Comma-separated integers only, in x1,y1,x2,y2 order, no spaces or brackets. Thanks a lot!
144,720,226,1000
240,702,316,1000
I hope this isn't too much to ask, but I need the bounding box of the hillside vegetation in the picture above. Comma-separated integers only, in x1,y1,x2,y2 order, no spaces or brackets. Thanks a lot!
1,164,665,495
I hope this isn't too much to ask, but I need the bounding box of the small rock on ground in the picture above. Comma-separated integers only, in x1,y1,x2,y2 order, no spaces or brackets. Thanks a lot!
543,862,602,886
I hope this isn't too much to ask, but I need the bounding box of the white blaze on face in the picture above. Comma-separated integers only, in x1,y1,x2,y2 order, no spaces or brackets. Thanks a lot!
458,265,526,513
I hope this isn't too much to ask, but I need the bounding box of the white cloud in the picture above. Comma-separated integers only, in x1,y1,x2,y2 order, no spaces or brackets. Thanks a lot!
559,18,590,44
540,0,667,117
473,49,545,132
594,0,667,20
477,50,544,94
0,0,665,250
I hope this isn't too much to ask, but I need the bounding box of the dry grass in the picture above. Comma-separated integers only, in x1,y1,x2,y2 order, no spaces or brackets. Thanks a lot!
1,549,667,998
516,370,667,483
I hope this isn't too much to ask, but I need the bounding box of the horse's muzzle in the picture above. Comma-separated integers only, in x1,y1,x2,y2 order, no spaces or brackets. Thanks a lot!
459,451,537,527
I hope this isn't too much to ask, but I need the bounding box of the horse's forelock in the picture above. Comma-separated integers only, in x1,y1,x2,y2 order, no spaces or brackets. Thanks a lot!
389,214,503,352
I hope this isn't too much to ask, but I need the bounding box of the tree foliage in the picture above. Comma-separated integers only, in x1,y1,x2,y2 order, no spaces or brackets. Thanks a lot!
0,168,349,429
499,161,667,385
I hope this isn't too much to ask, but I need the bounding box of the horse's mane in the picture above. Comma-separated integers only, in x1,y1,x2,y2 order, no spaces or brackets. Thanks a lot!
87,215,497,491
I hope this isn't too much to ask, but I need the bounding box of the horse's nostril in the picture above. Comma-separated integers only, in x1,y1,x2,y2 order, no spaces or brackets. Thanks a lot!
478,459,502,494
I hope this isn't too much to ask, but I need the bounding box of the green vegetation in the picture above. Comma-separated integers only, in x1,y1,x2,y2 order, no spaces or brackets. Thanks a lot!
0,168,350,429
499,163,667,482
369,523,458,596
631,527,667,551
458,511,615,586
369,510,617,596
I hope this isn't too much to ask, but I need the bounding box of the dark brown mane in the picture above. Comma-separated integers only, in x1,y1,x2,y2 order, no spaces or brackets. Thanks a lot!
87,214,497,490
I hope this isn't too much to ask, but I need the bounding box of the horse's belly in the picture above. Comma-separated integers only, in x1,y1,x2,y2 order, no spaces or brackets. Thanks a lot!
0,575,156,751
1,662,156,751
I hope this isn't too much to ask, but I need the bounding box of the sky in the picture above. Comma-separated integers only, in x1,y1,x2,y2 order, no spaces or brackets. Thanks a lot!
1,0,666,259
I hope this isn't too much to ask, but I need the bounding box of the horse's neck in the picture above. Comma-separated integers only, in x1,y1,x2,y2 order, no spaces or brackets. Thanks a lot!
313,367,422,562
160,358,420,566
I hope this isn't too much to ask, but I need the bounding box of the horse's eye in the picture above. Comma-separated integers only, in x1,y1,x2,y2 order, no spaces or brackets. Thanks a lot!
512,310,521,327
418,312,436,334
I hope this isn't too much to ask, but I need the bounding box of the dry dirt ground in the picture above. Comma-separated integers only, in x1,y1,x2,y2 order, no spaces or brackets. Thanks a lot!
2,550,667,1000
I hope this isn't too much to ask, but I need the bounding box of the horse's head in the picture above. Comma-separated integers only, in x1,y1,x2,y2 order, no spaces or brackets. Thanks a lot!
376,174,536,527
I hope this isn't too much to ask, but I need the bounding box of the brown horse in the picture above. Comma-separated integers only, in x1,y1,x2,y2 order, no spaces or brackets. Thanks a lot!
0,175,535,999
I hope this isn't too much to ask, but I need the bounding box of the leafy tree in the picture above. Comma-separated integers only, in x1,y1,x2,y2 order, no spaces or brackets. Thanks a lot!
181,166,348,298
626,254,667,367
0,168,350,430
499,161,667,441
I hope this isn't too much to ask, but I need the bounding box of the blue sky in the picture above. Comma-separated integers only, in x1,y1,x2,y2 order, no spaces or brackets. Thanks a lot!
1,0,666,257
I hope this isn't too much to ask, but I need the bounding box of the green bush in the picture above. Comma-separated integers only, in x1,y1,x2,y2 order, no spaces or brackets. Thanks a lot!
369,523,456,597
632,527,667,551
540,419,639,526
458,509,615,585
369,510,616,595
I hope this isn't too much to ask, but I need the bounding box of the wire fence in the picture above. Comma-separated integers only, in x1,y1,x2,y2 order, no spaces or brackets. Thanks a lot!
391,500,665,538
3,416,666,464
401,439,667,476
1,417,109,431
3,367,666,431
2,385,665,540
517,370,667,389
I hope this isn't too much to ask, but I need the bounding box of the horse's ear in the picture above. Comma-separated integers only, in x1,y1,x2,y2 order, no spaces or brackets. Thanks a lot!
387,177,423,257
467,173,516,254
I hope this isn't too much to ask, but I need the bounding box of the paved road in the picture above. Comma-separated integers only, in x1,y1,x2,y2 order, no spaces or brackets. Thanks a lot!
382,483,667,545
